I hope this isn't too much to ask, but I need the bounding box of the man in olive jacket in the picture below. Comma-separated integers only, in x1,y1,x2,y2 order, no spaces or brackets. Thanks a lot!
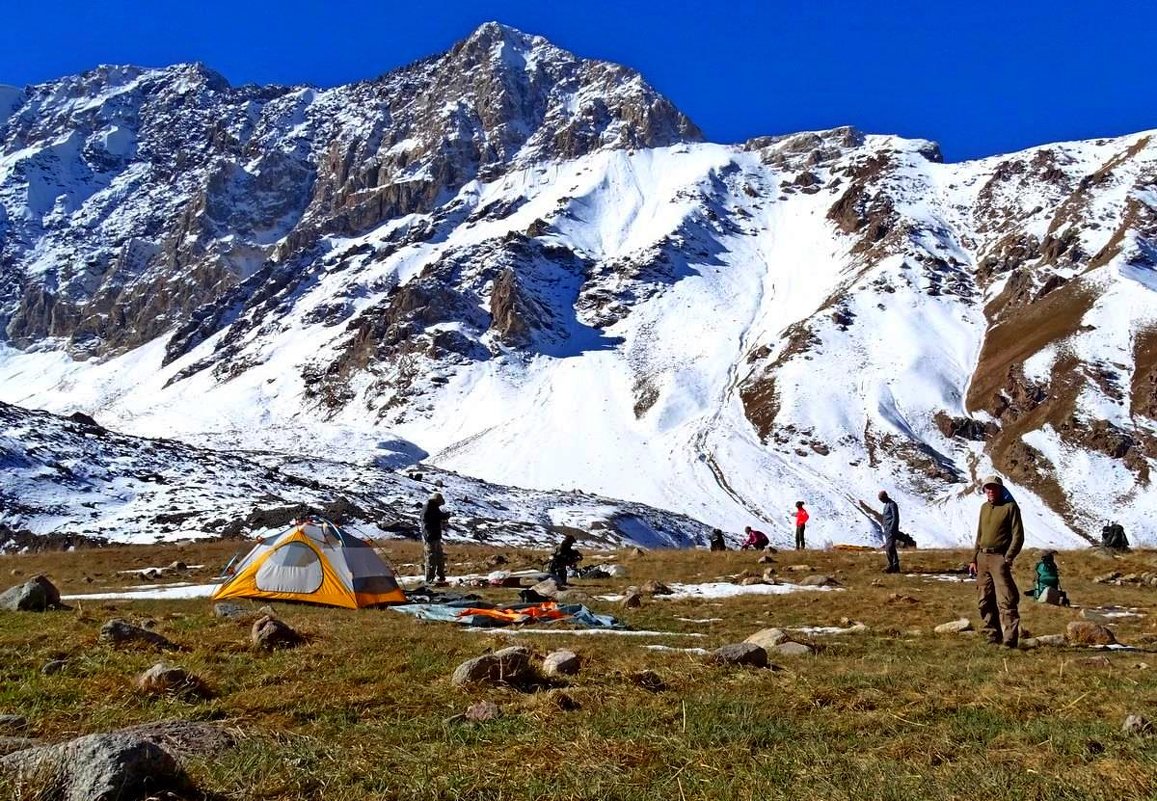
972,475,1024,647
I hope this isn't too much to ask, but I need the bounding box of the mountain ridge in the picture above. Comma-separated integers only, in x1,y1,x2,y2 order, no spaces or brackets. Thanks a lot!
2,23,1156,548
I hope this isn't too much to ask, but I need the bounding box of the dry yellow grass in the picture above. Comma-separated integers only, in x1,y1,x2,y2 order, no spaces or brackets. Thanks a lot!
3,541,1157,800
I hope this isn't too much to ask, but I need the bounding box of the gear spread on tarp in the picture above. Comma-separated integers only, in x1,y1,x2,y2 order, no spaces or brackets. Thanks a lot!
390,600,625,629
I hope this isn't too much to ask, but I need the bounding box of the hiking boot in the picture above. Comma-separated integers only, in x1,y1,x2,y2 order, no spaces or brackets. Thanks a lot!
434,579,449,587
882,566,900,574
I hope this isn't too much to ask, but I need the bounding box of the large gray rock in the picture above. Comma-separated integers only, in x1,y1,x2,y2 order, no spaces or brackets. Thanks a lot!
711,643,769,668
744,628,790,649
452,646,536,687
0,720,234,801
0,575,62,612
251,614,304,651
542,649,582,677
772,641,815,657
99,619,179,651
0,731,186,801
529,578,560,598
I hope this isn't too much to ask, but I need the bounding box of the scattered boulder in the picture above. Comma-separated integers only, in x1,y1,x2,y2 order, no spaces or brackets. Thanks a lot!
99,619,179,651
629,670,667,692
887,593,919,604
0,721,233,801
604,564,628,577
486,554,509,567
0,731,186,801
451,646,536,688
1066,621,1117,647
772,641,815,657
627,548,647,559
622,591,643,609
136,662,211,699
1094,571,1121,584
640,580,673,595
711,643,769,668
934,618,973,634
799,574,840,587
744,628,790,650
0,715,28,734
761,569,779,583
251,615,305,651
529,578,560,598
542,650,582,677
739,576,764,586
464,700,501,723
758,555,775,564
786,564,813,573
0,575,63,612
166,561,188,572
1123,715,1154,736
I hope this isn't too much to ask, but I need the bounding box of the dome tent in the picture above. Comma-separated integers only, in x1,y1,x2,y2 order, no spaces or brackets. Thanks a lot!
212,517,406,608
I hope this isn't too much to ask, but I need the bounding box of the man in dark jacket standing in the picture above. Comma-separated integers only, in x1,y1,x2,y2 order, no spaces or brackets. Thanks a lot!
878,490,900,573
972,475,1024,648
422,492,451,585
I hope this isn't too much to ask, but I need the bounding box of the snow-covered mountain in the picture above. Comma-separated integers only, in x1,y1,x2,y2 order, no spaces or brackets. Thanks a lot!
1,22,1155,548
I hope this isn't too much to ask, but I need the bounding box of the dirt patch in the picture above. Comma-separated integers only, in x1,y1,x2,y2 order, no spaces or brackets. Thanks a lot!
1131,326,1157,421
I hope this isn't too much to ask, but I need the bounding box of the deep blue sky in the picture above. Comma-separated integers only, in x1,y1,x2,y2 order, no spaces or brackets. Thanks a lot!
3,0,1154,161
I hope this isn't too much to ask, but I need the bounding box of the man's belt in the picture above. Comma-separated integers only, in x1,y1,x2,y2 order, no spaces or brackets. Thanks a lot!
980,547,1005,554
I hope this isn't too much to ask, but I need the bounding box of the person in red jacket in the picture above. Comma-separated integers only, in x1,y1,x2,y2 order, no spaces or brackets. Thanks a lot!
793,501,809,550
740,526,770,550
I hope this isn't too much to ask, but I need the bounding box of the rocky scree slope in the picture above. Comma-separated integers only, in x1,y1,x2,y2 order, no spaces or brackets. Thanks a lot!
0,401,711,548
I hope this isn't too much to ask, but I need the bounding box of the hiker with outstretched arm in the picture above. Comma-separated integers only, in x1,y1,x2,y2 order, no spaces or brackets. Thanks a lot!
793,502,809,550
971,475,1024,648
422,492,451,586
878,490,900,573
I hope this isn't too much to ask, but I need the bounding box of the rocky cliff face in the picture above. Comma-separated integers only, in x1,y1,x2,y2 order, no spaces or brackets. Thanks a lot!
0,22,700,358
2,23,1156,546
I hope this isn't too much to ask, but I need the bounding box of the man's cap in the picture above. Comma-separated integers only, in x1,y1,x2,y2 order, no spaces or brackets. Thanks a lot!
981,475,1003,489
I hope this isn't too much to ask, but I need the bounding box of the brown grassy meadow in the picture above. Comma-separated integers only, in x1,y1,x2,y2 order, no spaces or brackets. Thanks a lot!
2,541,1157,800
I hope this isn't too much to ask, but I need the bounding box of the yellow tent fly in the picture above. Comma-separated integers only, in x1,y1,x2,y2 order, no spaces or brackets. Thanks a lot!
212,517,406,608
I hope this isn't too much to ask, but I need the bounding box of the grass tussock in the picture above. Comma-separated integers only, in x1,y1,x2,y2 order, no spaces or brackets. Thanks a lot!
2,541,1157,799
